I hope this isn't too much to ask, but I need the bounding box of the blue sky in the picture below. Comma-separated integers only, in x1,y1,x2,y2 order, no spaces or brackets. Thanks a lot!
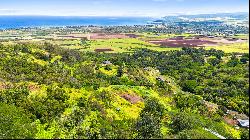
0,0,248,17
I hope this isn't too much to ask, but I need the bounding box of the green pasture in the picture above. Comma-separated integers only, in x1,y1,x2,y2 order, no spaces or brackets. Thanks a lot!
205,42,249,53
56,38,180,53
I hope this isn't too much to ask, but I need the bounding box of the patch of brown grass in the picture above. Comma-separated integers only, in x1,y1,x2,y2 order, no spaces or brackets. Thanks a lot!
120,94,143,104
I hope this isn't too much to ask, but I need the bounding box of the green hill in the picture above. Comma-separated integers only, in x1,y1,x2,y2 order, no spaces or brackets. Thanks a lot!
0,42,248,139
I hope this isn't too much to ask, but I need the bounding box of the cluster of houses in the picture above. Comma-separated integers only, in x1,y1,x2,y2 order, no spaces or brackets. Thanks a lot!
225,110,249,128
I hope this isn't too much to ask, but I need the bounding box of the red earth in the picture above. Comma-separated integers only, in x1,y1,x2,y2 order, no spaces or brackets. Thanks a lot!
89,33,135,40
149,37,218,48
89,33,139,40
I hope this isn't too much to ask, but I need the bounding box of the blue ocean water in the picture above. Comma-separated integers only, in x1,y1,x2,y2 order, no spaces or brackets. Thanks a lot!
0,16,155,29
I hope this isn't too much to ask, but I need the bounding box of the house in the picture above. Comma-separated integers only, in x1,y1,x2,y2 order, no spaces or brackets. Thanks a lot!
226,110,249,120
103,60,112,65
208,36,215,38
237,119,249,128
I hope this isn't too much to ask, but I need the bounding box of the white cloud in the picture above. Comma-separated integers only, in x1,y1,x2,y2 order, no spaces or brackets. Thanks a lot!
0,9,17,12
0,9,22,15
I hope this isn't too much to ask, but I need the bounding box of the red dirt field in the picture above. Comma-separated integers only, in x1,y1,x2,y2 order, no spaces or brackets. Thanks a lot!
210,38,247,44
94,48,114,52
149,37,218,48
89,33,139,40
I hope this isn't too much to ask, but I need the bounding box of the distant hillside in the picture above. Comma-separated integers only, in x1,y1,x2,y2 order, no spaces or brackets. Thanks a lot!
152,12,249,27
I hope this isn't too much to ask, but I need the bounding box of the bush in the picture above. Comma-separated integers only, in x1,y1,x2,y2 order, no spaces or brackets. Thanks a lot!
181,80,197,93
241,129,249,139
0,103,36,139
135,97,165,139
171,111,200,133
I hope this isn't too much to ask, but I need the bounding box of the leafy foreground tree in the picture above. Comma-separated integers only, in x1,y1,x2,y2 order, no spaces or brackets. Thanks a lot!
241,129,250,139
0,103,36,139
135,97,165,139
171,111,199,133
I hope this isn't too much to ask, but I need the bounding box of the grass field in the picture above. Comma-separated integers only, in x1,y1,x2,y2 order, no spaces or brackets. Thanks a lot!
233,34,249,39
56,38,180,53
205,42,249,53
138,33,195,40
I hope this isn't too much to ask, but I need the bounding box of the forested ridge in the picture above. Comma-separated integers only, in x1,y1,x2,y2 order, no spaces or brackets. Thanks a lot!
0,42,249,139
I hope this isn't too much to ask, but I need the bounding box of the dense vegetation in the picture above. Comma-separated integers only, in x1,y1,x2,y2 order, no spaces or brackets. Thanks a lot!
0,42,249,139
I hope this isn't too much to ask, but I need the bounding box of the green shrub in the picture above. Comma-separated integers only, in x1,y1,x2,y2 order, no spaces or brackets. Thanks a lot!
0,103,36,139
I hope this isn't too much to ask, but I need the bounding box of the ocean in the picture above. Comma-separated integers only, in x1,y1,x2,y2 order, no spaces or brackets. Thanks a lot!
0,16,155,29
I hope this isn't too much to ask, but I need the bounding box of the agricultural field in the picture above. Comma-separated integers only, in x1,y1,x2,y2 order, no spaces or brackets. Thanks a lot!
76,38,181,53
205,42,249,53
0,30,248,53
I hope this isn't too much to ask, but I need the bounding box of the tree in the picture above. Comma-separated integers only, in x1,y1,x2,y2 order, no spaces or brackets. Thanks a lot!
240,57,249,64
171,111,200,133
135,97,165,139
181,80,197,93
116,66,123,77
208,58,221,66
81,38,90,49
104,65,112,71
0,103,36,139
227,55,240,67
241,129,249,139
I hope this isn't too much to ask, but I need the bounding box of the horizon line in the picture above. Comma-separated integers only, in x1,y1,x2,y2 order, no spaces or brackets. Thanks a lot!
0,11,248,18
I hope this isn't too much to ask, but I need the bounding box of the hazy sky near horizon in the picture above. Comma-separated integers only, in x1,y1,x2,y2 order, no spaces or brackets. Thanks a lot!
0,0,248,17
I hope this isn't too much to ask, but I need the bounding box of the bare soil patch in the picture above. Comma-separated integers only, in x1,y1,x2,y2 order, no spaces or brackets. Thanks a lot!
149,36,247,48
149,37,217,48
28,84,40,91
120,94,142,104
94,48,114,52
0,83,7,90
211,38,247,44
223,116,238,126
204,101,218,112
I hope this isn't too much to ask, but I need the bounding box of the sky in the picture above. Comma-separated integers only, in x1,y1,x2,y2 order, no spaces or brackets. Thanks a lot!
0,0,248,17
